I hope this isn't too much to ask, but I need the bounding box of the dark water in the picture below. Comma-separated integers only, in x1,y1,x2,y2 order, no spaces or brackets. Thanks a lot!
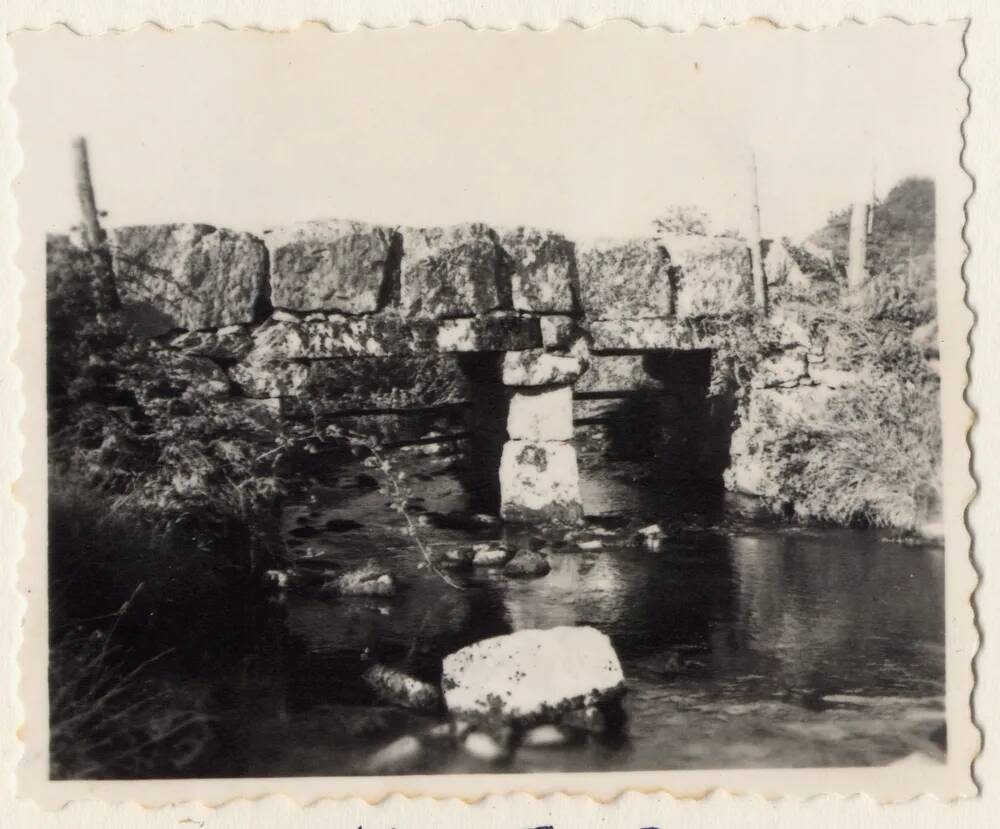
183,451,945,777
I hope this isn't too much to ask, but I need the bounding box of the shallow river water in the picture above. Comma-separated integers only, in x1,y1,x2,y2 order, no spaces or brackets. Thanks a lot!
190,451,945,777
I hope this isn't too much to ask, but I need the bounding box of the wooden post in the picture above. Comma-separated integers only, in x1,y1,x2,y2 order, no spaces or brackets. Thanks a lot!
72,137,119,310
847,200,869,291
749,151,768,314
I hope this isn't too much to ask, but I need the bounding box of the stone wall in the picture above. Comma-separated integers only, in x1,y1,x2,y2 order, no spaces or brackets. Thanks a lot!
50,220,815,523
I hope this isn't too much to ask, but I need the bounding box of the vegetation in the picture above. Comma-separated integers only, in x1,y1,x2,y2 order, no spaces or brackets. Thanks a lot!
758,177,941,531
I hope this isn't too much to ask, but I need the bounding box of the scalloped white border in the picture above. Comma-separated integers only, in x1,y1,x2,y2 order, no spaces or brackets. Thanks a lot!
0,2,992,826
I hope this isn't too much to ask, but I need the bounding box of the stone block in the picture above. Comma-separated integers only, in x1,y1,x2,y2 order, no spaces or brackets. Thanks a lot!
263,219,395,314
250,316,438,359
507,387,574,441
502,349,586,387
110,224,268,335
574,354,661,393
168,326,253,362
497,226,576,313
660,233,753,318
576,238,672,319
399,224,504,318
441,626,625,726
588,318,732,351
539,316,578,349
499,440,583,524
435,315,542,352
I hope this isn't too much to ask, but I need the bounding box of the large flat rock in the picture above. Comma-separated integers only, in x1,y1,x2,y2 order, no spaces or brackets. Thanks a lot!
399,224,505,318
576,238,673,319
249,317,439,359
497,227,576,313
263,219,395,314
110,224,268,335
660,233,753,317
442,626,626,726
588,317,738,351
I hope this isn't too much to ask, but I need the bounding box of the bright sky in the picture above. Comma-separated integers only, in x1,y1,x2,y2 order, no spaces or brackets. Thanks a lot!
12,21,965,242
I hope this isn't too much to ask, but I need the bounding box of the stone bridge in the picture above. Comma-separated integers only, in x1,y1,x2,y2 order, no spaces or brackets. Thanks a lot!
56,219,809,523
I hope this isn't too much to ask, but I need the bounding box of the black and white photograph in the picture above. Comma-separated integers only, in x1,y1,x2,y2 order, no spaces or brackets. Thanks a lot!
8,18,975,803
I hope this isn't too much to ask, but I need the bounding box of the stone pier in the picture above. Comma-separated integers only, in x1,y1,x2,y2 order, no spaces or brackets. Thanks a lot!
498,337,589,525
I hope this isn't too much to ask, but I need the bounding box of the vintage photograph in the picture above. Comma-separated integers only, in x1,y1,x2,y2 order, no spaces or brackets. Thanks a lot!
11,19,973,798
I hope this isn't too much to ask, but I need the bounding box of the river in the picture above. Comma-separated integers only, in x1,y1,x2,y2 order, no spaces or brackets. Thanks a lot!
160,448,946,777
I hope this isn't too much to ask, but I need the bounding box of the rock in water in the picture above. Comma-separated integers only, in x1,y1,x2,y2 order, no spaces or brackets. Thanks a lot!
363,664,442,713
462,731,509,762
470,543,515,567
333,564,397,597
522,723,575,748
502,551,551,578
367,735,423,773
441,626,626,726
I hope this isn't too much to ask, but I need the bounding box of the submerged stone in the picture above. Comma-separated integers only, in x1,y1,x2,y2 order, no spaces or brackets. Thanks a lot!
333,565,398,597
363,664,442,713
470,543,515,567
502,550,551,578
367,735,423,773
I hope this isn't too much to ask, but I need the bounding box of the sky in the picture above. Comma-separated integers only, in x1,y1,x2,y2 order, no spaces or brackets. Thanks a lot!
12,20,966,243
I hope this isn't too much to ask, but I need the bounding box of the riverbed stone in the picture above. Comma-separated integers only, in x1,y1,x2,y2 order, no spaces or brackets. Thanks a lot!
399,224,505,318
264,219,395,314
506,387,574,441
367,735,423,773
497,226,576,313
435,315,542,352
110,224,268,336
471,543,515,567
333,564,397,597
661,233,753,317
502,348,587,386
576,238,673,319
441,626,626,726
363,664,442,712
499,440,583,524
502,550,551,578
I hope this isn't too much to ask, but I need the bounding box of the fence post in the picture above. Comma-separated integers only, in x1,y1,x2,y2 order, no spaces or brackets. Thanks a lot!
846,200,869,292
72,137,119,310
749,151,768,314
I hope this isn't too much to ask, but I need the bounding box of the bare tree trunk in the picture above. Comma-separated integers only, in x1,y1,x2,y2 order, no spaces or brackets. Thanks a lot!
847,199,869,292
749,152,768,314
72,137,119,310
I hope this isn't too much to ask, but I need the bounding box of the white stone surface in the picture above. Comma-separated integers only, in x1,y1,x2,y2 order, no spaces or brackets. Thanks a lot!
506,387,574,441
441,626,626,724
499,440,582,524
502,349,586,386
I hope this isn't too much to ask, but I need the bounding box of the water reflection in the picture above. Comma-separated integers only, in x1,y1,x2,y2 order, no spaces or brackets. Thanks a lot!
177,455,946,777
